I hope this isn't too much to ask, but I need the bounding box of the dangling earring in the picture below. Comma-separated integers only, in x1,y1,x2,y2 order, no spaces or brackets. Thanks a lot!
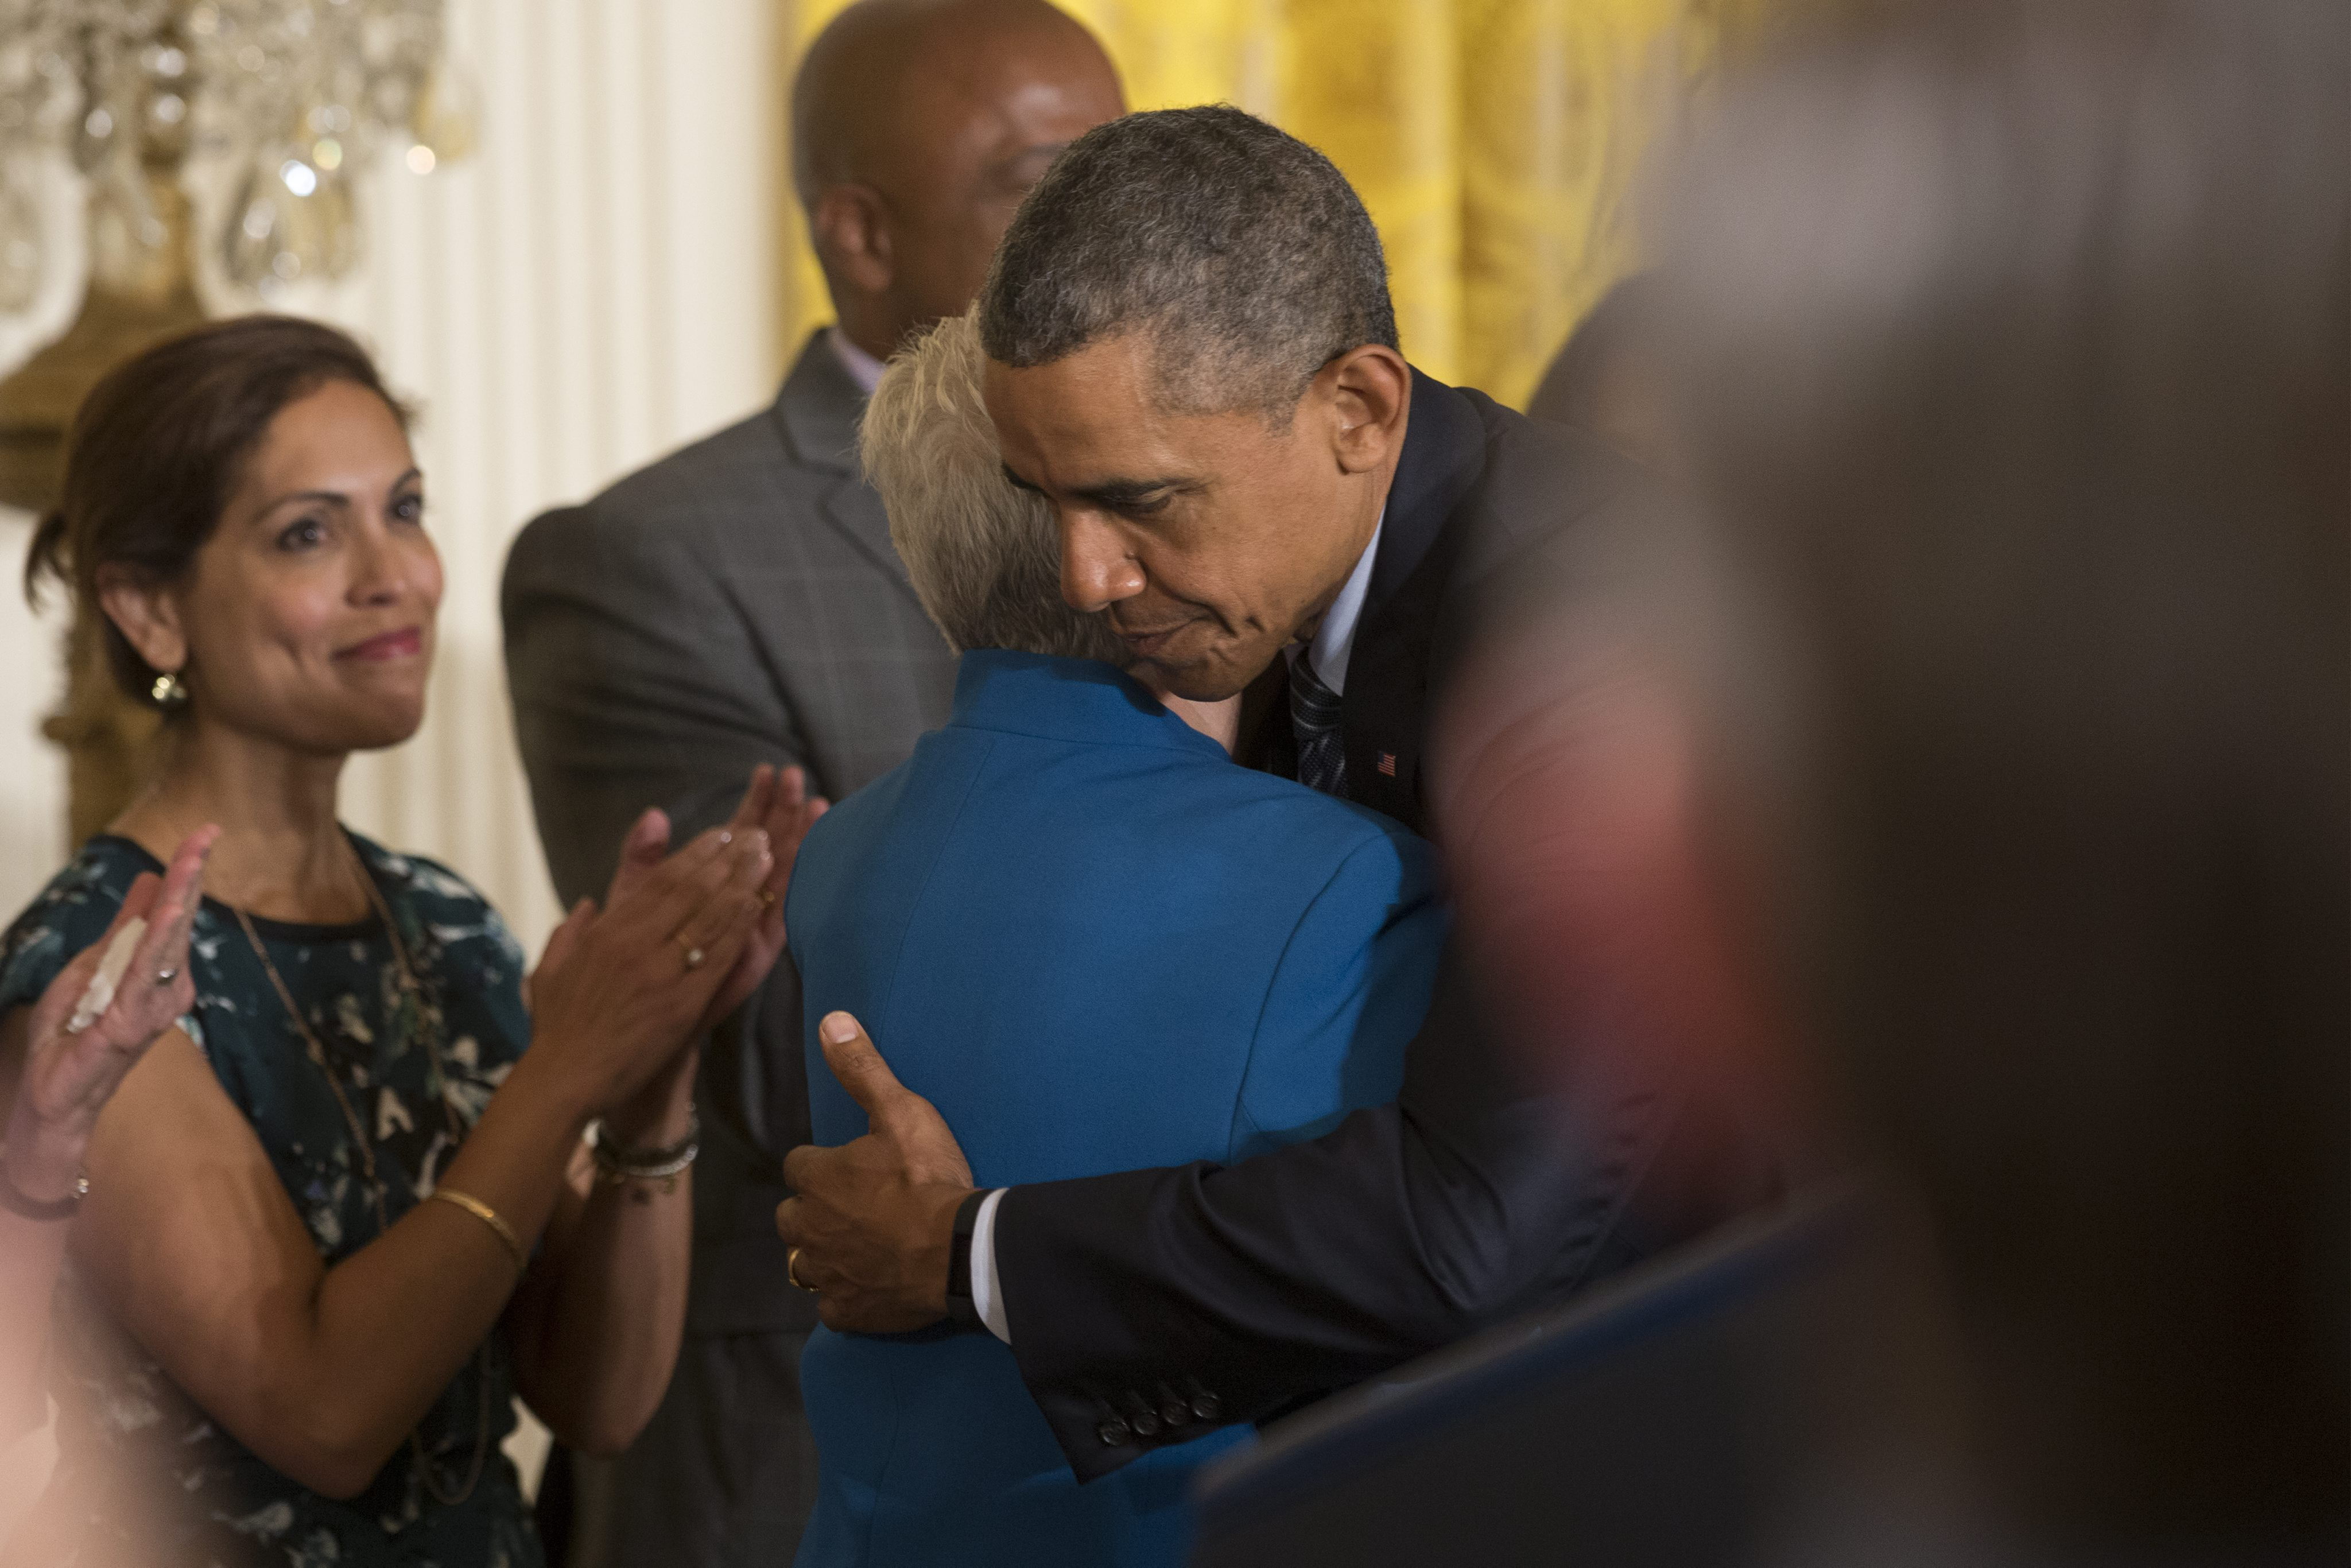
150,670,189,709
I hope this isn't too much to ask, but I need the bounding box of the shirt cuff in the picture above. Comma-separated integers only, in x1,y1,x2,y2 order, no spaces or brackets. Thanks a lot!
969,1187,1011,1343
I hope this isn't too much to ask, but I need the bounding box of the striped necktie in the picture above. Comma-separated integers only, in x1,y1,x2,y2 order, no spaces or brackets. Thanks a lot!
1289,650,1347,797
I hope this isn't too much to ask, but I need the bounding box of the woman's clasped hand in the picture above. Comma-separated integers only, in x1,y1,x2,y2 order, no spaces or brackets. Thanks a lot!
527,760,825,1120
529,820,772,1116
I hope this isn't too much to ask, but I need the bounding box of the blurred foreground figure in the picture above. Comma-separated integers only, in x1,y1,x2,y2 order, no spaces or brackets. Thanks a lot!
1665,1,2346,1550
1194,2,2347,1562
0,829,210,1557
1523,275,1667,468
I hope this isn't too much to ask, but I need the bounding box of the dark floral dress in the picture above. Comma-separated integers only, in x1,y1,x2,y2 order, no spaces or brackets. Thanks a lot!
0,832,543,1568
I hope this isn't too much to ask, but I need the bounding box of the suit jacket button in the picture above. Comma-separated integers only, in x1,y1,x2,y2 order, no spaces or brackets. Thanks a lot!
1097,1418,1131,1447
1159,1398,1192,1428
1130,1408,1161,1438
1190,1391,1223,1422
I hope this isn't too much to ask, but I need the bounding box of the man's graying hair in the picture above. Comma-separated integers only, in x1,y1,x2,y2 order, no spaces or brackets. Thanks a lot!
979,105,1398,418
862,308,1125,663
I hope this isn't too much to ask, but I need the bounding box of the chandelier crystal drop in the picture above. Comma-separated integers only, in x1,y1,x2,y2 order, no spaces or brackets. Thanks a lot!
0,0,473,307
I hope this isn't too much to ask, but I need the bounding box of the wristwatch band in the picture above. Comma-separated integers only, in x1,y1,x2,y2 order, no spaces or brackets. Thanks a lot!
944,1189,988,1331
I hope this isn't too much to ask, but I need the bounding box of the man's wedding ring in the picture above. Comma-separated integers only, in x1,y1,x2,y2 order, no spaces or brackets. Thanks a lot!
756,889,777,910
677,937,706,971
153,967,177,984
787,1246,818,1293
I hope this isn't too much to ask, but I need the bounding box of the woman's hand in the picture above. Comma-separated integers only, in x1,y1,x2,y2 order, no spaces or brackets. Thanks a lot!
700,764,827,1028
525,823,773,1121
5,826,215,1201
593,764,828,1037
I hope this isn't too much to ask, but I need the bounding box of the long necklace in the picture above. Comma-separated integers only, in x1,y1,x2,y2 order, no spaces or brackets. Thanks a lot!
232,832,494,1508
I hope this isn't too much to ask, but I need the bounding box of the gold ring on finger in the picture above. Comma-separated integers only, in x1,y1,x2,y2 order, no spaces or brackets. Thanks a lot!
787,1246,819,1293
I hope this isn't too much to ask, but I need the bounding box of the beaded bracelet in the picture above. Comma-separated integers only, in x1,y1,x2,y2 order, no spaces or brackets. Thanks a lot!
588,1109,701,1191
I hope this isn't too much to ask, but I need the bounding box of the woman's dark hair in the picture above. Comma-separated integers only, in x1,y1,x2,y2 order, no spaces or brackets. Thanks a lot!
25,314,408,708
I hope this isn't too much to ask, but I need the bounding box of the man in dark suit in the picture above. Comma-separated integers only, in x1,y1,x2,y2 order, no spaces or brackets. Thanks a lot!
501,3,1122,1560
776,106,1781,1481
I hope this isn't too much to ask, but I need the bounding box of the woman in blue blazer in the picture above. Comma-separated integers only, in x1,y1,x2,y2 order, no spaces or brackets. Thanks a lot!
783,312,1446,1568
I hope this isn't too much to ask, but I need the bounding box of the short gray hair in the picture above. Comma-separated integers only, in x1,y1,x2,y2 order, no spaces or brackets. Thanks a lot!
978,105,1397,418
860,309,1125,662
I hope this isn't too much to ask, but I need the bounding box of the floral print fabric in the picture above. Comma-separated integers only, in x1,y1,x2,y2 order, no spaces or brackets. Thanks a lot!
0,832,542,1568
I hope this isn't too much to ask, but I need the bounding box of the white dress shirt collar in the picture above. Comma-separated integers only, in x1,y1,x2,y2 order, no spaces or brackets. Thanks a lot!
828,327,888,397
1302,513,1384,696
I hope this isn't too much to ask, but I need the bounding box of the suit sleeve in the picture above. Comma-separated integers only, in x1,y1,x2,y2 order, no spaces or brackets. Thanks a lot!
996,938,1647,1478
502,503,813,906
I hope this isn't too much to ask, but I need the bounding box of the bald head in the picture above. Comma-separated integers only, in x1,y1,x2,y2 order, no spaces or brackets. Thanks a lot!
794,0,1124,361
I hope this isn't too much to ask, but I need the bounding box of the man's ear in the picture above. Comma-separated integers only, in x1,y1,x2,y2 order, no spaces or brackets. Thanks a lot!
96,565,187,681
1323,344,1411,476
811,184,895,297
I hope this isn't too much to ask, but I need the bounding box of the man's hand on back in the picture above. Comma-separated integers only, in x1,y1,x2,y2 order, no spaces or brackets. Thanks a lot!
778,1011,976,1332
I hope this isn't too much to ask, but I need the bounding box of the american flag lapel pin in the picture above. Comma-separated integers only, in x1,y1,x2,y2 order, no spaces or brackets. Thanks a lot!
1376,751,1398,777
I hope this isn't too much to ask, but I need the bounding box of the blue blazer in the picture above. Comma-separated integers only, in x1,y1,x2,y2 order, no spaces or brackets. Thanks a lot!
787,651,1447,1568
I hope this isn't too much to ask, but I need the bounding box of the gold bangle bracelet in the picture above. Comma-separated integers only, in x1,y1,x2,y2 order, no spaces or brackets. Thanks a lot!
430,1187,526,1272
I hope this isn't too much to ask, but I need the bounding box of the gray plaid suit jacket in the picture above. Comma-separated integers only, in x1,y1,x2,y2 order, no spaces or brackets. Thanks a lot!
502,331,955,1566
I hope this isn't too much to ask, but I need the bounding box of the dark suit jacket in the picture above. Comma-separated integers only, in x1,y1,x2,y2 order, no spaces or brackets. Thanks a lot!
501,332,955,1564
996,368,1784,1480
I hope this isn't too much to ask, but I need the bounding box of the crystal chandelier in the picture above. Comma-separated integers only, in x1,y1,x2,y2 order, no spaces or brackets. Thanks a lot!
0,1,473,852
0,0,472,311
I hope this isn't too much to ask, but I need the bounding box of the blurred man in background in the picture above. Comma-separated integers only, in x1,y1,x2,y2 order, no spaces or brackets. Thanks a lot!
501,3,1122,1562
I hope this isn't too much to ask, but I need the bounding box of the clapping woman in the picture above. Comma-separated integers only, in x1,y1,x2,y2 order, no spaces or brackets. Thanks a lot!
0,316,810,1567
